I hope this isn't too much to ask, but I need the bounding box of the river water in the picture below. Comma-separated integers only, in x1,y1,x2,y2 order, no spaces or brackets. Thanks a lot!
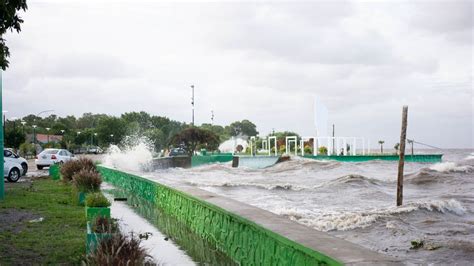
133,149,474,265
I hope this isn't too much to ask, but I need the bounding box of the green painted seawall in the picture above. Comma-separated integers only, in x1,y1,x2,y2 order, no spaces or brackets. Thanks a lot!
303,154,442,163
191,154,234,167
97,165,399,265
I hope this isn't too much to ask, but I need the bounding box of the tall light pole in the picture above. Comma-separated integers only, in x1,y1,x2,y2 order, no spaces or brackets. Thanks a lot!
21,121,26,136
32,125,37,145
46,127,50,144
190,85,195,126
2,110,7,135
110,134,114,145
93,133,97,146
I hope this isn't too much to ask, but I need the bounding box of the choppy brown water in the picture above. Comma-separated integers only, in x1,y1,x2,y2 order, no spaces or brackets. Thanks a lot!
138,150,474,265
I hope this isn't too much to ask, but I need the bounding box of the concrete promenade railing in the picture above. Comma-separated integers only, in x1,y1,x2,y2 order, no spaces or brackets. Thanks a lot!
303,154,442,163
97,165,399,265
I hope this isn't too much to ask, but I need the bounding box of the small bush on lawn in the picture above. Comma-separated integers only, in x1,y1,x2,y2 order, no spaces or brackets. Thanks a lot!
86,192,111,208
60,158,97,182
72,169,102,193
87,233,154,265
92,217,119,234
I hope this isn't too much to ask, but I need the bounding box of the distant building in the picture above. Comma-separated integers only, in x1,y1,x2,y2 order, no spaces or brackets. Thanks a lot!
26,134,63,144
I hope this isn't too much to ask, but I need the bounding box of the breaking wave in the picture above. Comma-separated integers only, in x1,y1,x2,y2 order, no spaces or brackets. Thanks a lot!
187,174,383,191
318,174,382,188
429,162,473,173
263,158,341,173
186,180,309,191
273,199,466,232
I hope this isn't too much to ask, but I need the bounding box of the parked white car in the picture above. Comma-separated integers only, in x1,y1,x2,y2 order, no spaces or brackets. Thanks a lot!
3,159,23,182
35,149,75,170
4,149,28,176
87,146,103,154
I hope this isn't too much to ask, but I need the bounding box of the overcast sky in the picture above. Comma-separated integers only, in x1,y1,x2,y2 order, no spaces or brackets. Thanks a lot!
3,0,473,148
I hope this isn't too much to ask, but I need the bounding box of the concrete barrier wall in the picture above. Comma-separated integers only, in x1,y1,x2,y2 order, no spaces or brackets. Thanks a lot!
191,154,234,167
98,165,399,265
151,156,191,170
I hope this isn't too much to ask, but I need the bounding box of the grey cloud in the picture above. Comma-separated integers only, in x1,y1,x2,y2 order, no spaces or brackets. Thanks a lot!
409,1,473,33
3,1,472,148
41,53,139,79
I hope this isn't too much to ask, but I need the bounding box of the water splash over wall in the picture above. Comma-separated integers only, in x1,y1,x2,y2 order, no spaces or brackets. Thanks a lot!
103,135,154,172
219,137,248,153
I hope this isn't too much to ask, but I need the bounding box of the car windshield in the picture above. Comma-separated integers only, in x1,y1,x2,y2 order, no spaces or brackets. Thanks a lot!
42,149,59,154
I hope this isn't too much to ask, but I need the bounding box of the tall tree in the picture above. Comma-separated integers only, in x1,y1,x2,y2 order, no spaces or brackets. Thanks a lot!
1,0,28,70
122,111,152,130
4,128,25,149
96,116,127,146
378,140,385,154
225,119,258,137
170,127,220,156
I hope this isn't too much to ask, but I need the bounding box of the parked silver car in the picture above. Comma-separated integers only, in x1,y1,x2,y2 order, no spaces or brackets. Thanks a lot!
4,149,28,176
3,159,23,182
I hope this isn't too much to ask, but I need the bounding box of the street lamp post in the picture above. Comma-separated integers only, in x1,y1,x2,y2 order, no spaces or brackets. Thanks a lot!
93,133,97,146
110,134,114,145
32,125,37,145
21,121,26,136
2,110,7,135
46,128,50,144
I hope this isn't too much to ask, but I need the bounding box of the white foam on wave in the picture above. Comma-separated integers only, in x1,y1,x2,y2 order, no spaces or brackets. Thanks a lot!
186,180,309,191
271,199,466,232
103,136,154,172
464,153,474,161
429,162,473,173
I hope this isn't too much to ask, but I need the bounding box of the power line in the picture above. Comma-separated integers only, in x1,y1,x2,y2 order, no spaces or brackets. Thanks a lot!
407,139,442,150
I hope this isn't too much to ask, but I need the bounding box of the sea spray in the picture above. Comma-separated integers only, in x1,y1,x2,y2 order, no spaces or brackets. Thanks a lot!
103,135,154,172
218,137,248,153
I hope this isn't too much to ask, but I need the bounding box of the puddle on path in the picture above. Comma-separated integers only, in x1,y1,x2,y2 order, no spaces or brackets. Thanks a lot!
104,187,236,265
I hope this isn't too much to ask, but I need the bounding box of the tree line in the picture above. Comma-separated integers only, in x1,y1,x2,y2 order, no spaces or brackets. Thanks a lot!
3,111,259,154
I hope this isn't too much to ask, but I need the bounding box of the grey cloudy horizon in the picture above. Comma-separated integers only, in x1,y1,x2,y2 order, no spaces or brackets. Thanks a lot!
3,0,473,148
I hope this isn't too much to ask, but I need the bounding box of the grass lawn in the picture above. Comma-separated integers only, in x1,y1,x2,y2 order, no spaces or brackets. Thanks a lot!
0,177,86,264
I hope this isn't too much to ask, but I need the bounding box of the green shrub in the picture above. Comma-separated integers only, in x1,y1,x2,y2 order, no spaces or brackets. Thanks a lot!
304,145,312,154
279,144,286,154
87,232,153,265
318,146,328,155
61,158,97,182
86,192,111,208
19,142,35,156
72,169,102,193
91,217,118,234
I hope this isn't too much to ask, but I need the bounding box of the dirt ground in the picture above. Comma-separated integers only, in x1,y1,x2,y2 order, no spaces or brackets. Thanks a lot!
1,154,103,237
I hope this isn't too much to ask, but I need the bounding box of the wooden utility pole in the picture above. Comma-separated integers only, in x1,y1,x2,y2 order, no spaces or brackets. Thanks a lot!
397,106,408,206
